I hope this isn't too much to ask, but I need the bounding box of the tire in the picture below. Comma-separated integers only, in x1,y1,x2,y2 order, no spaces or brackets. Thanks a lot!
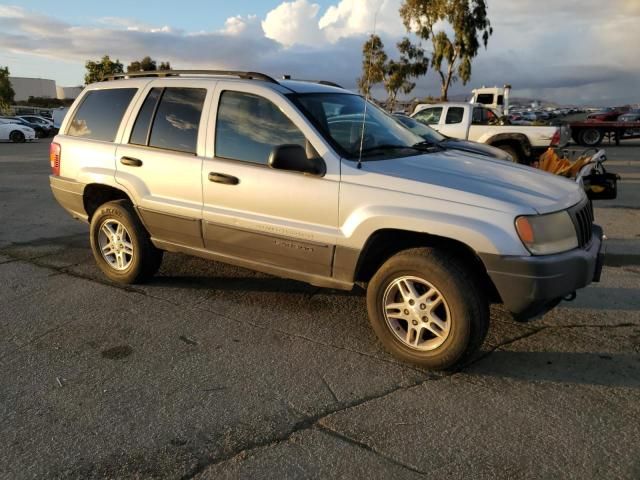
366,247,489,370
89,200,163,284
496,144,520,163
579,128,603,147
9,131,25,143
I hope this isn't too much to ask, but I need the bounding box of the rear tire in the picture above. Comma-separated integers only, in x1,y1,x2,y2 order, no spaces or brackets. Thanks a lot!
496,144,520,163
579,128,603,147
89,200,163,284
366,247,489,370
9,131,25,143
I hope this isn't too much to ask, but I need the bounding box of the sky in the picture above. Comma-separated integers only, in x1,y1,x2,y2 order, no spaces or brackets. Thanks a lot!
1,0,639,106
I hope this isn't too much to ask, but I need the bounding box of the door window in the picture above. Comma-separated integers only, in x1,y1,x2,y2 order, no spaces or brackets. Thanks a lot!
130,88,163,146
445,107,464,124
148,88,207,154
67,88,137,141
215,90,307,165
413,107,442,125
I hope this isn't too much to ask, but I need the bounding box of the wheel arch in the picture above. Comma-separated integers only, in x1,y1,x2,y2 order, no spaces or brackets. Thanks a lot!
485,132,531,158
83,183,134,221
352,228,502,304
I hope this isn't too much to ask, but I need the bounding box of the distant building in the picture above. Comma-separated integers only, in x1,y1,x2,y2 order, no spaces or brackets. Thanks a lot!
56,85,83,100
9,76,83,101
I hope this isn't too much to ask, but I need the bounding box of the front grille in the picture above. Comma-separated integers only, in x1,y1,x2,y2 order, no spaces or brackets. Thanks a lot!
569,199,594,248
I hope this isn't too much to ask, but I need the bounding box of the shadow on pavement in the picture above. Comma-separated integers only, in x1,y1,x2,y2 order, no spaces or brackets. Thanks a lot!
469,350,640,388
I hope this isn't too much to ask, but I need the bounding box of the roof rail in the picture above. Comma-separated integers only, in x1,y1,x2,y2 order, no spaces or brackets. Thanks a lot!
102,70,279,84
281,75,343,89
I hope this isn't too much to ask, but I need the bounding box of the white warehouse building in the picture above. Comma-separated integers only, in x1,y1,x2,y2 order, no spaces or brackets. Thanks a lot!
9,76,83,101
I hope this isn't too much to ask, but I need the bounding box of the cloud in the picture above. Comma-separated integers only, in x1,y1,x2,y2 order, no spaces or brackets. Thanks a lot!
0,1,639,105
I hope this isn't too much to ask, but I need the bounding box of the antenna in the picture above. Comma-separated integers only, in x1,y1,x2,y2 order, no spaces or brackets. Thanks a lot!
357,7,381,170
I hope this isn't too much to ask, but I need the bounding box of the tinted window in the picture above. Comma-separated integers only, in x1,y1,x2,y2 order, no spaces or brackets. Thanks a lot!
445,107,464,124
130,88,162,145
67,88,136,141
414,107,442,125
149,88,206,154
216,91,306,165
476,93,494,105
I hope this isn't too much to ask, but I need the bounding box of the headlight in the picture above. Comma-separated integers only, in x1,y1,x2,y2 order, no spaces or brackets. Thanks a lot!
515,210,578,255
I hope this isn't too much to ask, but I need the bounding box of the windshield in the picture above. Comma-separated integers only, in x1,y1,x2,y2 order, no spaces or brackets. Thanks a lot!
289,93,425,160
393,115,445,143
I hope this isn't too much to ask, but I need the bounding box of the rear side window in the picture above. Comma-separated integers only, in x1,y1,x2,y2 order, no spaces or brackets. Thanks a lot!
67,88,136,142
215,90,306,165
414,107,442,125
445,107,464,124
143,88,207,154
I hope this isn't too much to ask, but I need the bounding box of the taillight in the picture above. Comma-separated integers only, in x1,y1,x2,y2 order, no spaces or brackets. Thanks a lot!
50,142,61,176
550,129,561,147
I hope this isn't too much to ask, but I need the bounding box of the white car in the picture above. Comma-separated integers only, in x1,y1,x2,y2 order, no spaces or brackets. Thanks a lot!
0,118,36,143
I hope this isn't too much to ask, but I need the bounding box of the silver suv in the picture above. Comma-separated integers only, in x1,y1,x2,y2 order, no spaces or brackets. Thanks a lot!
50,70,604,369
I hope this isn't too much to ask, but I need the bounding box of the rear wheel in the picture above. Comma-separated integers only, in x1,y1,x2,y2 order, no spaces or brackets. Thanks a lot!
579,128,603,147
366,247,489,370
496,144,520,163
89,200,163,284
9,131,25,143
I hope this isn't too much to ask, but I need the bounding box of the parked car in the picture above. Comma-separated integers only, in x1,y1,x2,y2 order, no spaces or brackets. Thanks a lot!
618,111,640,122
393,114,514,162
587,108,622,122
0,116,49,138
19,115,57,133
0,118,36,142
50,70,604,370
411,103,570,163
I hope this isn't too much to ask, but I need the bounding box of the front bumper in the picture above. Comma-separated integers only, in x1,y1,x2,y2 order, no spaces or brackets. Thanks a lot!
480,225,604,321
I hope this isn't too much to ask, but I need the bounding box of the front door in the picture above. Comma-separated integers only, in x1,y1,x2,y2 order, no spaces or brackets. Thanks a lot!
201,83,339,277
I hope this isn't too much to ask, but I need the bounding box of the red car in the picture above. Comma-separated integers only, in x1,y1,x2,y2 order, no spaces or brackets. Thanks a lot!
587,109,622,122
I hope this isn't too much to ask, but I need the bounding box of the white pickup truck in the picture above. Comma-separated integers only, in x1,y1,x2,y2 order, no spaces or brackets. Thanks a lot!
412,102,571,163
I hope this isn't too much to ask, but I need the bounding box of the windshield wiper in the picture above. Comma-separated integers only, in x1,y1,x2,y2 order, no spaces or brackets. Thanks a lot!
412,140,443,151
358,144,422,156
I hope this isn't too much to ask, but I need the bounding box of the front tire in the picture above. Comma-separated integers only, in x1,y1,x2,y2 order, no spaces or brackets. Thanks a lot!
366,248,489,370
89,200,163,284
579,128,603,147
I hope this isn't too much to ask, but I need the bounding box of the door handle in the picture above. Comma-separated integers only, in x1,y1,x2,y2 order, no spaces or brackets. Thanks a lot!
208,172,239,185
120,156,143,167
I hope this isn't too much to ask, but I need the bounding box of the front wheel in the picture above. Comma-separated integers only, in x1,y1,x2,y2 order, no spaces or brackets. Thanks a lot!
89,200,163,284
366,248,489,370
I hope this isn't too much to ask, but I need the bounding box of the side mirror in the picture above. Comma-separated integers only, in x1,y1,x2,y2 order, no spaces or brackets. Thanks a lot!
268,145,325,176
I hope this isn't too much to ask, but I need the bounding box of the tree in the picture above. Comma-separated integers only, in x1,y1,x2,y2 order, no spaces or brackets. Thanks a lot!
0,66,15,104
158,61,172,71
357,35,428,110
400,0,492,101
84,55,124,84
384,38,428,111
357,34,387,97
127,56,156,73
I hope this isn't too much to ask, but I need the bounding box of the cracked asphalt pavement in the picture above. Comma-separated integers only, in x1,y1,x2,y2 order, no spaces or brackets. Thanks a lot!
1,140,639,479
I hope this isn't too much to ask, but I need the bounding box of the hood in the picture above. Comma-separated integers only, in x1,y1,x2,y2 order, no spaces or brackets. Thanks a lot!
355,149,584,215
441,138,512,161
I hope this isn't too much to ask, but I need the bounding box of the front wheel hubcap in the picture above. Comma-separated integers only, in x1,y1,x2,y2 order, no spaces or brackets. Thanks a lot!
98,219,134,271
383,276,451,351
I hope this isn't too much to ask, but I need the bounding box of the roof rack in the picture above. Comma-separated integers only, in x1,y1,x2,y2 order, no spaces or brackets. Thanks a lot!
102,70,279,84
281,75,343,89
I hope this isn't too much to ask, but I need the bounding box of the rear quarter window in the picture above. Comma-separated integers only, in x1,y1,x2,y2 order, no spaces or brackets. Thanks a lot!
67,88,137,142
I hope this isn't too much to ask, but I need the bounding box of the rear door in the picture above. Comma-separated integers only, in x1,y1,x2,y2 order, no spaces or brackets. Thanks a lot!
115,80,213,248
